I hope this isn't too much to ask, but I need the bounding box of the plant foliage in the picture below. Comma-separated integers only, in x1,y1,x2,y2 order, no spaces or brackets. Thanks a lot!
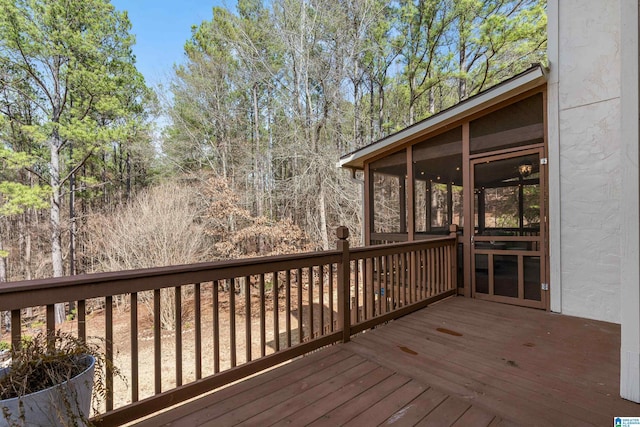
0,331,120,425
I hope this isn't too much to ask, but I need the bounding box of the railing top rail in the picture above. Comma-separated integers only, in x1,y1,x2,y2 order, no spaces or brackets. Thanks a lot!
0,249,342,311
472,235,540,242
349,235,456,260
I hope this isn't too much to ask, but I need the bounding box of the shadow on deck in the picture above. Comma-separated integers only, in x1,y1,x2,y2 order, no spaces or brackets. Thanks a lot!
132,297,640,426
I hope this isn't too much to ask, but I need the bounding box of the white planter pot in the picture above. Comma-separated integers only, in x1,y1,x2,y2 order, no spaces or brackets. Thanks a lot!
0,355,95,427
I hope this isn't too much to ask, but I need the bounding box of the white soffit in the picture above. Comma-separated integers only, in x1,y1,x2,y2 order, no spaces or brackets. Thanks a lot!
339,65,548,169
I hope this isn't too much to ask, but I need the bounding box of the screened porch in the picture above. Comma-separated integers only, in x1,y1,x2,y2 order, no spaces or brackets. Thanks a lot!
348,67,548,308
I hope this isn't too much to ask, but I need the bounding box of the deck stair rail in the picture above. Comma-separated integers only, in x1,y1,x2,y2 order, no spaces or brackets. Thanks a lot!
0,225,457,426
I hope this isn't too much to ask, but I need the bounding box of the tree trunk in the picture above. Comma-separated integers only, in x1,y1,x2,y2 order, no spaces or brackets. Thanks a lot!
353,62,360,147
24,210,33,317
267,89,274,218
102,151,108,205
126,150,131,200
26,173,36,281
24,213,32,281
253,83,264,253
429,85,435,115
458,40,467,101
0,236,7,333
409,73,416,125
318,184,329,251
378,83,384,137
69,142,76,277
18,212,25,276
0,236,7,283
68,146,76,314
50,144,63,277
49,135,66,324
369,79,374,142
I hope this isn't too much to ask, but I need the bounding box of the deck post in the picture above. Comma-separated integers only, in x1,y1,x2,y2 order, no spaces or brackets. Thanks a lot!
336,226,351,343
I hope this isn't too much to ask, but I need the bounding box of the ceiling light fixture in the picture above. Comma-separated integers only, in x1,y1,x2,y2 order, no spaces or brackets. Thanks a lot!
518,162,533,177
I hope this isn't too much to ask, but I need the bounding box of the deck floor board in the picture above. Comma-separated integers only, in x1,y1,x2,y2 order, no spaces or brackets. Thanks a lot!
377,387,448,427
393,314,625,413
365,319,611,421
271,365,395,426
300,373,411,427
199,355,364,426
346,333,579,426
236,360,379,426
133,297,640,426
414,396,471,427
342,379,428,427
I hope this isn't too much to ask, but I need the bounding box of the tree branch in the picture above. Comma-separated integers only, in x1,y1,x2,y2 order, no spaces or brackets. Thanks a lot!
60,147,96,186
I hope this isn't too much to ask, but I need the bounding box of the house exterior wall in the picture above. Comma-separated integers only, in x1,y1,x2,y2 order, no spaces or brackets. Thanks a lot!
547,0,623,323
549,0,640,403
619,0,640,404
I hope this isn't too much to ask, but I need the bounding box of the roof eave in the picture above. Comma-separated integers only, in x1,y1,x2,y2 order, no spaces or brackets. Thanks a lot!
338,65,548,170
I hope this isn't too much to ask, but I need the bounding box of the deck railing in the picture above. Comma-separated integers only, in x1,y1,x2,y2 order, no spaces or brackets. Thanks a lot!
0,225,457,426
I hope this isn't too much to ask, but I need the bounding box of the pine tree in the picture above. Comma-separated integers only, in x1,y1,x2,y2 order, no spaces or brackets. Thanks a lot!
0,0,150,320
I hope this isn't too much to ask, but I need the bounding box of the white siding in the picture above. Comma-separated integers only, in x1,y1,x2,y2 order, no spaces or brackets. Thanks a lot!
619,0,640,403
549,0,622,323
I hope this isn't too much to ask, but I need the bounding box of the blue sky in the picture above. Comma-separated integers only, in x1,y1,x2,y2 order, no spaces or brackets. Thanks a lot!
111,0,226,87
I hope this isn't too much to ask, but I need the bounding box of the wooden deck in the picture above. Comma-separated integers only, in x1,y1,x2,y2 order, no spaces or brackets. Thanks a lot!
133,297,640,426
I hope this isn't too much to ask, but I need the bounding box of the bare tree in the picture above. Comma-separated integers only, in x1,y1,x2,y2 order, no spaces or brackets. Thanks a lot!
86,183,210,328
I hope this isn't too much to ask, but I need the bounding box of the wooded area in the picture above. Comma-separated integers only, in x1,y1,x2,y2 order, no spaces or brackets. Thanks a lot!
0,0,546,295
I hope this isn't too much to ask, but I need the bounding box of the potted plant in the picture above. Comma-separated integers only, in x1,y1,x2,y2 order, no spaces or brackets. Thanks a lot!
0,331,115,427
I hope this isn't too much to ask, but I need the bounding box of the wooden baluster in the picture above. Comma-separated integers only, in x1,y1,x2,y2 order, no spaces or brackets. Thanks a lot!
354,260,359,322
46,304,55,347
230,278,236,367
439,246,445,292
329,264,334,332
194,283,202,380
450,224,459,292
319,265,324,335
131,292,139,402
273,272,279,352
374,257,380,317
259,274,266,357
421,249,426,299
213,280,220,373
297,268,303,343
362,259,368,321
154,289,161,394
383,255,388,312
245,276,251,363
78,299,86,343
393,254,399,309
308,266,314,339
427,248,435,297
285,270,291,347
175,286,182,386
10,310,20,350
106,295,114,410
402,252,408,306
